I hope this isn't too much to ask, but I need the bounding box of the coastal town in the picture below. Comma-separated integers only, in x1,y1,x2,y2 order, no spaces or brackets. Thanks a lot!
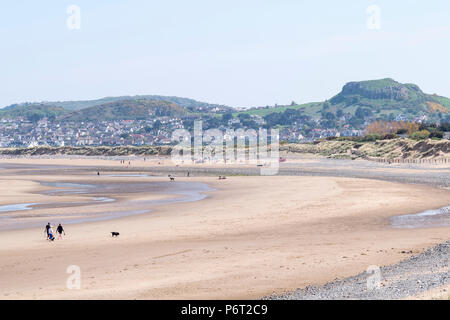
0,115,363,147
1,91,449,148
0,117,179,147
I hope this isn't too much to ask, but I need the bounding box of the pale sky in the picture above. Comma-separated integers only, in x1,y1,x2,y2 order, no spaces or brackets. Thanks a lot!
1,0,450,108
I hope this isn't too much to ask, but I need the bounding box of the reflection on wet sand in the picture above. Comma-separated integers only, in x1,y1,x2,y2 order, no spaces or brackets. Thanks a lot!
0,179,213,231
391,205,450,229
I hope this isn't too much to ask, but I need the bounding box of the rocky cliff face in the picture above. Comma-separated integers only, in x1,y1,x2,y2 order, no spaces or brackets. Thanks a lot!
341,81,411,100
330,78,428,105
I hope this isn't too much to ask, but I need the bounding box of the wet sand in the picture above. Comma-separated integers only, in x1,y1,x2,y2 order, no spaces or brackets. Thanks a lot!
0,157,449,299
0,177,212,231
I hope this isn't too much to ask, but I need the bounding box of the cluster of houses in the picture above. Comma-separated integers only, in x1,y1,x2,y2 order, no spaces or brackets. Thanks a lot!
396,113,428,123
279,127,363,143
0,117,182,147
0,113,446,147
0,112,358,147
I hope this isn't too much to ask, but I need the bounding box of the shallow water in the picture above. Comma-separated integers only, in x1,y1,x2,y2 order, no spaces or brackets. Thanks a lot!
104,174,149,177
0,203,39,213
390,205,450,229
92,197,115,203
40,182,95,195
0,180,213,231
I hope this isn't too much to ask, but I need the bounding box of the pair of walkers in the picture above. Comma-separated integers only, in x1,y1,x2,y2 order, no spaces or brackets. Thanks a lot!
45,223,65,241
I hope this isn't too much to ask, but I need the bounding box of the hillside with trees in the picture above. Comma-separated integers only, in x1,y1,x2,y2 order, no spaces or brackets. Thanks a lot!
237,79,450,129
3,95,232,113
57,99,187,121
0,104,67,122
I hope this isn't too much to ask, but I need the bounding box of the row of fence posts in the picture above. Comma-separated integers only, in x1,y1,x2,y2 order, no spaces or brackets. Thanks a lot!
370,157,449,164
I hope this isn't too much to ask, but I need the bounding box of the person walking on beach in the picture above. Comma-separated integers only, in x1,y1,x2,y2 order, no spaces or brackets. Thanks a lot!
56,223,65,239
45,222,51,239
47,224,55,241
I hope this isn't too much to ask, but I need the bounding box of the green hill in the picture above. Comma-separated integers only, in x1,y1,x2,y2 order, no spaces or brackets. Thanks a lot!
327,78,445,115
0,104,68,122
239,78,450,122
57,99,187,121
5,95,231,112
1,95,233,121
2,79,449,124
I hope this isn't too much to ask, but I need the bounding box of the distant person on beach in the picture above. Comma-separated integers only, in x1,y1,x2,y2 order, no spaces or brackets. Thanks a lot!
45,223,51,239
97,171,100,175
47,225,55,241
56,223,65,239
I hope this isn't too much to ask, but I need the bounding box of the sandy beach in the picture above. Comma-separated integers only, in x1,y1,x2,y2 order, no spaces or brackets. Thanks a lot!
0,157,449,299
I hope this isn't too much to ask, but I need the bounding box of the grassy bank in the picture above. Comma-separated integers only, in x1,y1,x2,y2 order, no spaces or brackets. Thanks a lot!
281,138,450,160
0,145,173,156
0,138,449,161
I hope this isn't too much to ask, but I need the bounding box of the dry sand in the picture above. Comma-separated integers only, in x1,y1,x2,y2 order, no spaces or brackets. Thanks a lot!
0,158,449,299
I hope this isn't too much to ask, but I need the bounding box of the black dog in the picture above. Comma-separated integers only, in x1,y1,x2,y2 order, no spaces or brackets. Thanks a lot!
111,232,120,237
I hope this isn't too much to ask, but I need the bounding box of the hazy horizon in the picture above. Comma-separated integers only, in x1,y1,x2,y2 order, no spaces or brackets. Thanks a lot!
1,1,450,108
